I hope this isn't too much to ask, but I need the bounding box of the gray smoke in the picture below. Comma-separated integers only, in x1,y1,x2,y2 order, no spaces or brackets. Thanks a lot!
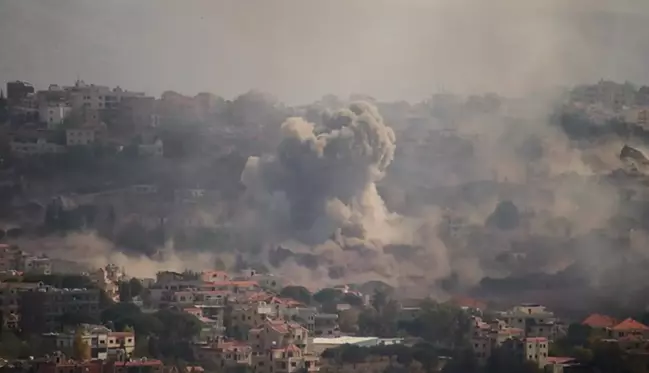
242,102,398,243
240,102,455,292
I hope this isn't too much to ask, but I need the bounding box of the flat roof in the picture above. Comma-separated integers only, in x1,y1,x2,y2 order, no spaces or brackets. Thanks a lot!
313,336,378,345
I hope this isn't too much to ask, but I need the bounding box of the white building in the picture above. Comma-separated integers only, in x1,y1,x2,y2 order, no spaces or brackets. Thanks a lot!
66,128,97,146
69,81,145,111
311,336,382,355
44,324,136,360
10,138,65,157
39,102,72,129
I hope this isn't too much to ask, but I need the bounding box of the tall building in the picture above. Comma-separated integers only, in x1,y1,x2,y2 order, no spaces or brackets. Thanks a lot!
20,286,101,333
6,81,34,103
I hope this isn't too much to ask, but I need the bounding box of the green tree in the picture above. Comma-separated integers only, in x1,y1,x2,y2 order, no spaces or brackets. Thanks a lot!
313,288,342,305
119,278,144,302
401,299,471,348
0,331,23,358
279,286,312,305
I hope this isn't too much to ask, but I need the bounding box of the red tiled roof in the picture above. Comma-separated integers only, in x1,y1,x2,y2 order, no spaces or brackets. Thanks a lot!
582,313,618,328
547,357,576,365
612,318,649,331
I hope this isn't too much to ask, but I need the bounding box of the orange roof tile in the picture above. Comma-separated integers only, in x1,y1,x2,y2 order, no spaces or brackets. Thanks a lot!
612,318,649,331
546,357,576,365
582,314,618,328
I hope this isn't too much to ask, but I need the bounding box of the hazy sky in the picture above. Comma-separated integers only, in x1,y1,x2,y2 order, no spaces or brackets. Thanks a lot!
1,0,648,103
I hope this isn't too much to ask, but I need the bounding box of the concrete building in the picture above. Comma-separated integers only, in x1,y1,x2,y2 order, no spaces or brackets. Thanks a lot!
66,128,98,146
10,137,66,157
68,81,145,111
0,281,43,330
119,96,160,130
22,255,52,275
33,353,164,373
248,319,319,373
502,337,549,369
313,313,340,338
501,304,558,339
6,81,34,103
20,286,102,333
42,324,135,360
311,337,381,356
39,102,72,129
0,244,23,272
194,340,252,370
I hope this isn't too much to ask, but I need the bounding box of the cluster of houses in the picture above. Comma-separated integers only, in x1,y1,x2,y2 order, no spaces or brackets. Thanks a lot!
468,302,649,373
0,79,223,158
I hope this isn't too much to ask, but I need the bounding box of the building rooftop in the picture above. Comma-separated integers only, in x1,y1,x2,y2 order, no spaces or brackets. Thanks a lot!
612,318,649,331
582,313,618,328
312,336,378,345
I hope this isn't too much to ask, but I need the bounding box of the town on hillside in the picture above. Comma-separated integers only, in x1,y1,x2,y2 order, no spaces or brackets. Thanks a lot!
0,239,647,373
3,78,649,373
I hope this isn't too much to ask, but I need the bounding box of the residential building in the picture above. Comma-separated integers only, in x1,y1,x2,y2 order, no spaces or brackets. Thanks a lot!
119,96,160,130
502,337,549,369
501,304,558,339
230,302,274,337
249,319,318,373
313,313,340,338
68,81,145,111
10,137,65,157
66,128,98,146
248,319,309,353
22,255,52,275
20,286,101,333
6,80,34,103
194,340,251,370
0,281,43,330
610,318,649,339
201,271,230,283
33,353,164,373
311,336,382,355
42,324,134,360
39,102,72,129
582,313,618,332
0,244,23,271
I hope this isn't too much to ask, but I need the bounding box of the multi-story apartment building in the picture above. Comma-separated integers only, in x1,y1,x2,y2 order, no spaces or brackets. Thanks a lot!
42,324,136,360
33,352,164,373
22,255,52,275
68,81,145,112
502,337,549,369
10,137,66,157
248,319,319,373
500,304,561,340
313,313,340,338
0,281,43,330
6,81,34,104
0,245,51,274
194,341,252,370
229,302,274,338
39,102,72,129
0,244,23,272
20,286,101,333
66,128,99,146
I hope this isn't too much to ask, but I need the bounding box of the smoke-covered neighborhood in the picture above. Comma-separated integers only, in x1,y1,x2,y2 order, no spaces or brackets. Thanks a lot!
1,1,649,373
